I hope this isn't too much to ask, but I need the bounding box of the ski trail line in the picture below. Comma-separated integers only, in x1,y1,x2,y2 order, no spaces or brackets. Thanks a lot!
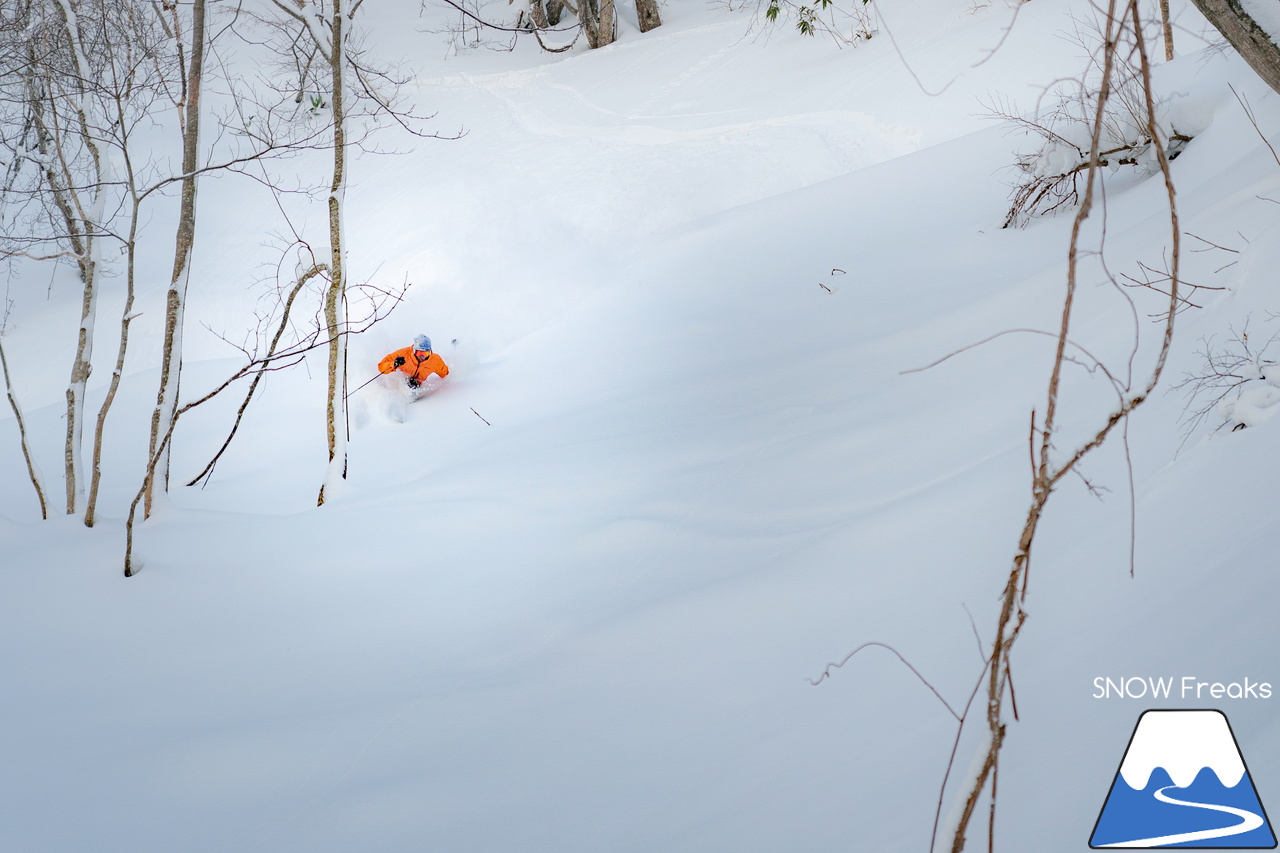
1098,785,1265,847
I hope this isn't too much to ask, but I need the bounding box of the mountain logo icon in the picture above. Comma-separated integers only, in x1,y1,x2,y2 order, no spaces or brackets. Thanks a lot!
1090,709,1276,848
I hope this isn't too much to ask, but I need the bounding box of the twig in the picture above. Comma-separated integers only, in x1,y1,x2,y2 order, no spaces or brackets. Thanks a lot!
185,262,329,487
436,0,579,34
948,2,1182,848
810,641,960,721
1230,83,1280,169
1185,231,1241,254
962,604,985,662
0,334,47,519
471,407,491,426
903,328,1124,397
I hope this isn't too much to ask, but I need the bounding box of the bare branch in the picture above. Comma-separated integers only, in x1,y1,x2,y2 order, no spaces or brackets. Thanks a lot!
809,641,962,722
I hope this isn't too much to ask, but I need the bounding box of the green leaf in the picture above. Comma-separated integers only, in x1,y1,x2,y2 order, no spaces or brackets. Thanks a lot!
797,7,816,35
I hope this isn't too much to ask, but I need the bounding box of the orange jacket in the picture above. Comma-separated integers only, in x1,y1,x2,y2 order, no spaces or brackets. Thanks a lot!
379,346,450,383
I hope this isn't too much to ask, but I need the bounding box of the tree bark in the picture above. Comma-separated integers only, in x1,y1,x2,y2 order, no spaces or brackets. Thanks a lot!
598,0,614,46
1159,0,1174,60
580,0,615,48
86,152,139,528
53,0,105,518
146,0,206,517
580,0,600,47
635,0,661,33
1189,0,1280,95
528,0,550,29
318,0,348,506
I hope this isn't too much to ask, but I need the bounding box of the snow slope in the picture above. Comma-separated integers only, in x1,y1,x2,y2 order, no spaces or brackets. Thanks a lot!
4,0,1280,851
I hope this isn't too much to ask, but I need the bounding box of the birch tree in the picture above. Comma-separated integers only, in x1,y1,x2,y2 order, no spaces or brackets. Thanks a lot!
257,0,437,506
53,0,108,518
84,4,175,527
0,0,115,518
263,0,353,506
144,0,206,518
1,0,183,522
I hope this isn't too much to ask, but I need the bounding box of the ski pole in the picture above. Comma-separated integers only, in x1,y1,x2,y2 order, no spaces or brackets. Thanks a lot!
345,372,383,400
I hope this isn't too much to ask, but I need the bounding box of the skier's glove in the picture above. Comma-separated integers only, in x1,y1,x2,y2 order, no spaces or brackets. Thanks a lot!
393,356,406,367
408,378,420,389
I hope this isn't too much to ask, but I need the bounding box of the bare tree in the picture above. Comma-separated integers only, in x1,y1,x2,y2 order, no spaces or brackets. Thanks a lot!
84,4,176,527
261,0,355,506
946,2,1181,849
124,273,407,576
250,0,442,505
1,0,344,526
0,0,126,518
144,0,206,518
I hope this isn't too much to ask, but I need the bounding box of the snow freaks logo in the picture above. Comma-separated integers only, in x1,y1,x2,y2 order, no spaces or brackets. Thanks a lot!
1089,710,1277,848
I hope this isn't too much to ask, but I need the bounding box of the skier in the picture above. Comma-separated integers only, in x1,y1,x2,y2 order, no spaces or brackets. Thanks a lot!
378,334,450,390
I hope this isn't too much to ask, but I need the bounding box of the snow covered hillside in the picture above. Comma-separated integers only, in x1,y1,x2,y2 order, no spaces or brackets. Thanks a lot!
4,0,1280,851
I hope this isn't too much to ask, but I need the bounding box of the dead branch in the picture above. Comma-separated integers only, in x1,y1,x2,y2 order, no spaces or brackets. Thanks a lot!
948,2,1181,849
185,261,329,488
1174,320,1280,439
1230,83,1280,168
809,641,961,721
903,328,1126,398
0,330,48,519
124,270,406,576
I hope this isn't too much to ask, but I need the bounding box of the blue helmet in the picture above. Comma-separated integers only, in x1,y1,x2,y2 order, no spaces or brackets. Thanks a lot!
413,334,432,352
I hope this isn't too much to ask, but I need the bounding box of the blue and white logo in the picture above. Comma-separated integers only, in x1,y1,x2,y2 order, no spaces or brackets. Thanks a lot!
1090,710,1276,848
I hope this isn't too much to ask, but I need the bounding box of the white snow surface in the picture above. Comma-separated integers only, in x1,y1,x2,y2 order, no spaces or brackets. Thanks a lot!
4,1,1280,852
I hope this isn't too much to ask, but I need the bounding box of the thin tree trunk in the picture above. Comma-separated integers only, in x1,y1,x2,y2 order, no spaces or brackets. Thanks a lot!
25,68,88,282
0,335,48,520
53,0,105,518
318,0,348,506
581,0,609,48
64,241,97,516
146,0,205,517
528,0,549,29
85,120,141,527
580,0,599,48
1159,0,1173,60
598,0,615,46
635,0,661,33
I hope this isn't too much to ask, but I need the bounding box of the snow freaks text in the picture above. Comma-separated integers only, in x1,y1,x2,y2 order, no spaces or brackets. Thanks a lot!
1093,677,1273,700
